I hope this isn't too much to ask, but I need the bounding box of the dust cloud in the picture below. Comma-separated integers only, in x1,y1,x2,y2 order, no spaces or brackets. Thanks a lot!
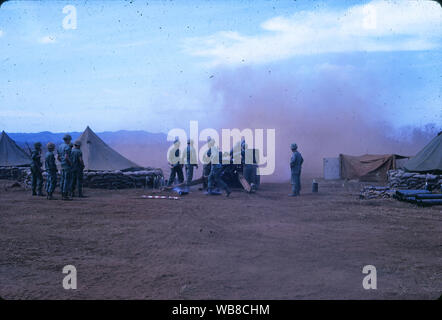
111,65,438,182
207,66,438,181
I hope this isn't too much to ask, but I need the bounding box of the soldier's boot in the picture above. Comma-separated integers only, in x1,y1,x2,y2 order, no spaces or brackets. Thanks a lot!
70,191,75,198
47,193,54,200
78,189,86,198
289,185,297,196
32,189,37,196
37,189,45,197
62,193,72,201
225,188,231,197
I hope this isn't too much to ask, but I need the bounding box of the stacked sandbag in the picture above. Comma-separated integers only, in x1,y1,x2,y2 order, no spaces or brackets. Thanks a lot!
359,186,394,199
388,169,441,191
83,169,164,189
23,168,164,189
0,166,29,181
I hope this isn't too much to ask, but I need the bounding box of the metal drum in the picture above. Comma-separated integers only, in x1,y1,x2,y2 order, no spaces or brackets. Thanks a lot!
312,180,319,193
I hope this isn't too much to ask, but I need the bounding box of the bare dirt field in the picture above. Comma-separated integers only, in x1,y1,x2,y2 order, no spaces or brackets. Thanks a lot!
0,178,440,300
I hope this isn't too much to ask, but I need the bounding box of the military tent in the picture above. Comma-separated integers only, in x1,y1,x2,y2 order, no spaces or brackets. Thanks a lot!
340,154,408,182
404,132,442,173
0,131,31,167
77,126,140,171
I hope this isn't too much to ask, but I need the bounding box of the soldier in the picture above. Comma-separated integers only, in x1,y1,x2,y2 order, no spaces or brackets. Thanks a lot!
57,134,73,201
167,137,184,186
243,143,257,187
207,145,231,197
201,136,213,190
45,142,57,200
183,139,198,186
289,143,303,196
70,140,85,198
30,142,44,196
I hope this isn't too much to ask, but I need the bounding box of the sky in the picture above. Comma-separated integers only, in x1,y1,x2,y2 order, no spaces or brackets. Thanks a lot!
0,0,441,133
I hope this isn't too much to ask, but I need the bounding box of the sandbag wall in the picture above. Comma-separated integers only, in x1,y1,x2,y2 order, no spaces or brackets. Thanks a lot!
83,169,164,189
0,167,29,181
388,169,441,191
22,169,164,189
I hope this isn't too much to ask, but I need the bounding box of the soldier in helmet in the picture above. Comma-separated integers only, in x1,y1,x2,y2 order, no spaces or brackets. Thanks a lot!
45,142,57,200
183,139,198,186
70,140,85,198
30,142,44,196
289,143,303,196
167,137,184,186
57,134,73,200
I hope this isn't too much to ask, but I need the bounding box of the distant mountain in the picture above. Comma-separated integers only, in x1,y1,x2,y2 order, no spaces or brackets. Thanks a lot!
7,130,168,149
6,130,171,170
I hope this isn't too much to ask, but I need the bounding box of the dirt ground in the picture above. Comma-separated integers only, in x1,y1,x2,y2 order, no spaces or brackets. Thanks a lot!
0,177,440,300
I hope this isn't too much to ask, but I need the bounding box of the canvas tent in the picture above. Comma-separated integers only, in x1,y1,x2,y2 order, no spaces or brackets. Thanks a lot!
77,126,140,171
404,132,442,173
340,154,407,182
0,131,30,167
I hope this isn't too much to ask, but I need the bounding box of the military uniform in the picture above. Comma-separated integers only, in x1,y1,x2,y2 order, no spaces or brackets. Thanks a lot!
30,143,44,196
58,136,73,200
202,148,212,189
45,145,57,199
167,141,184,186
70,145,84,197
202,138,214,190
289,143,303,196
184,141,198,186
208,149,231,197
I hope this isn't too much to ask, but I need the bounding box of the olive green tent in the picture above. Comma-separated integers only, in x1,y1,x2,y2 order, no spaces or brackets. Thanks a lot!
77,126,140,171
404,132,442,173
0,131,30,167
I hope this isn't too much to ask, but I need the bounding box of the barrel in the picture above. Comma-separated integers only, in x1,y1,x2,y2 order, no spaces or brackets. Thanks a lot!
312,180,319,193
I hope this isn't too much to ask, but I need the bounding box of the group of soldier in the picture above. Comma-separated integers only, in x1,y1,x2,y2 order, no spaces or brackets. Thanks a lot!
167,136,232,196
30,134,303,199
166,137,304,197
30,134,85,201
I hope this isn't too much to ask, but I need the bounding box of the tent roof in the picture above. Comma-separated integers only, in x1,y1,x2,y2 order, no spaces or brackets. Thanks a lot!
77,126,140,171
0,131,31,167
404,132,442,173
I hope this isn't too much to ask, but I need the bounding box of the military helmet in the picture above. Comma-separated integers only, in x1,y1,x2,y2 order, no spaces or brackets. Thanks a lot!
290,143,298,150
34,142,42,148
63,134,72,141
74,140,81,147
46,142,55,150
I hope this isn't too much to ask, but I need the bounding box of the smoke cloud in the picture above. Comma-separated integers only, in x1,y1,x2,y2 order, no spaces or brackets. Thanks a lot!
207,64,438,181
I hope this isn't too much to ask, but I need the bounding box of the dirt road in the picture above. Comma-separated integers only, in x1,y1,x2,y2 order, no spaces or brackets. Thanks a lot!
0,179,440,299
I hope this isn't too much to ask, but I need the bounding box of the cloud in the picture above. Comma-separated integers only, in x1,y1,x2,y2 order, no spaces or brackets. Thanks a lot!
0,30,3,37
39,35,56,44
184,0,442,66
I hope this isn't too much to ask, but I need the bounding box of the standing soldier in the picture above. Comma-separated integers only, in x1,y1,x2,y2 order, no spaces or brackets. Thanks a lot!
207,144,231,197
183,139,198,186
243,143,257,188
70,140,85,198
167,137,184,186
289,143,303,196
45,142,57,200
201,136,213,190
58,134,73,201
30,142,44,196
